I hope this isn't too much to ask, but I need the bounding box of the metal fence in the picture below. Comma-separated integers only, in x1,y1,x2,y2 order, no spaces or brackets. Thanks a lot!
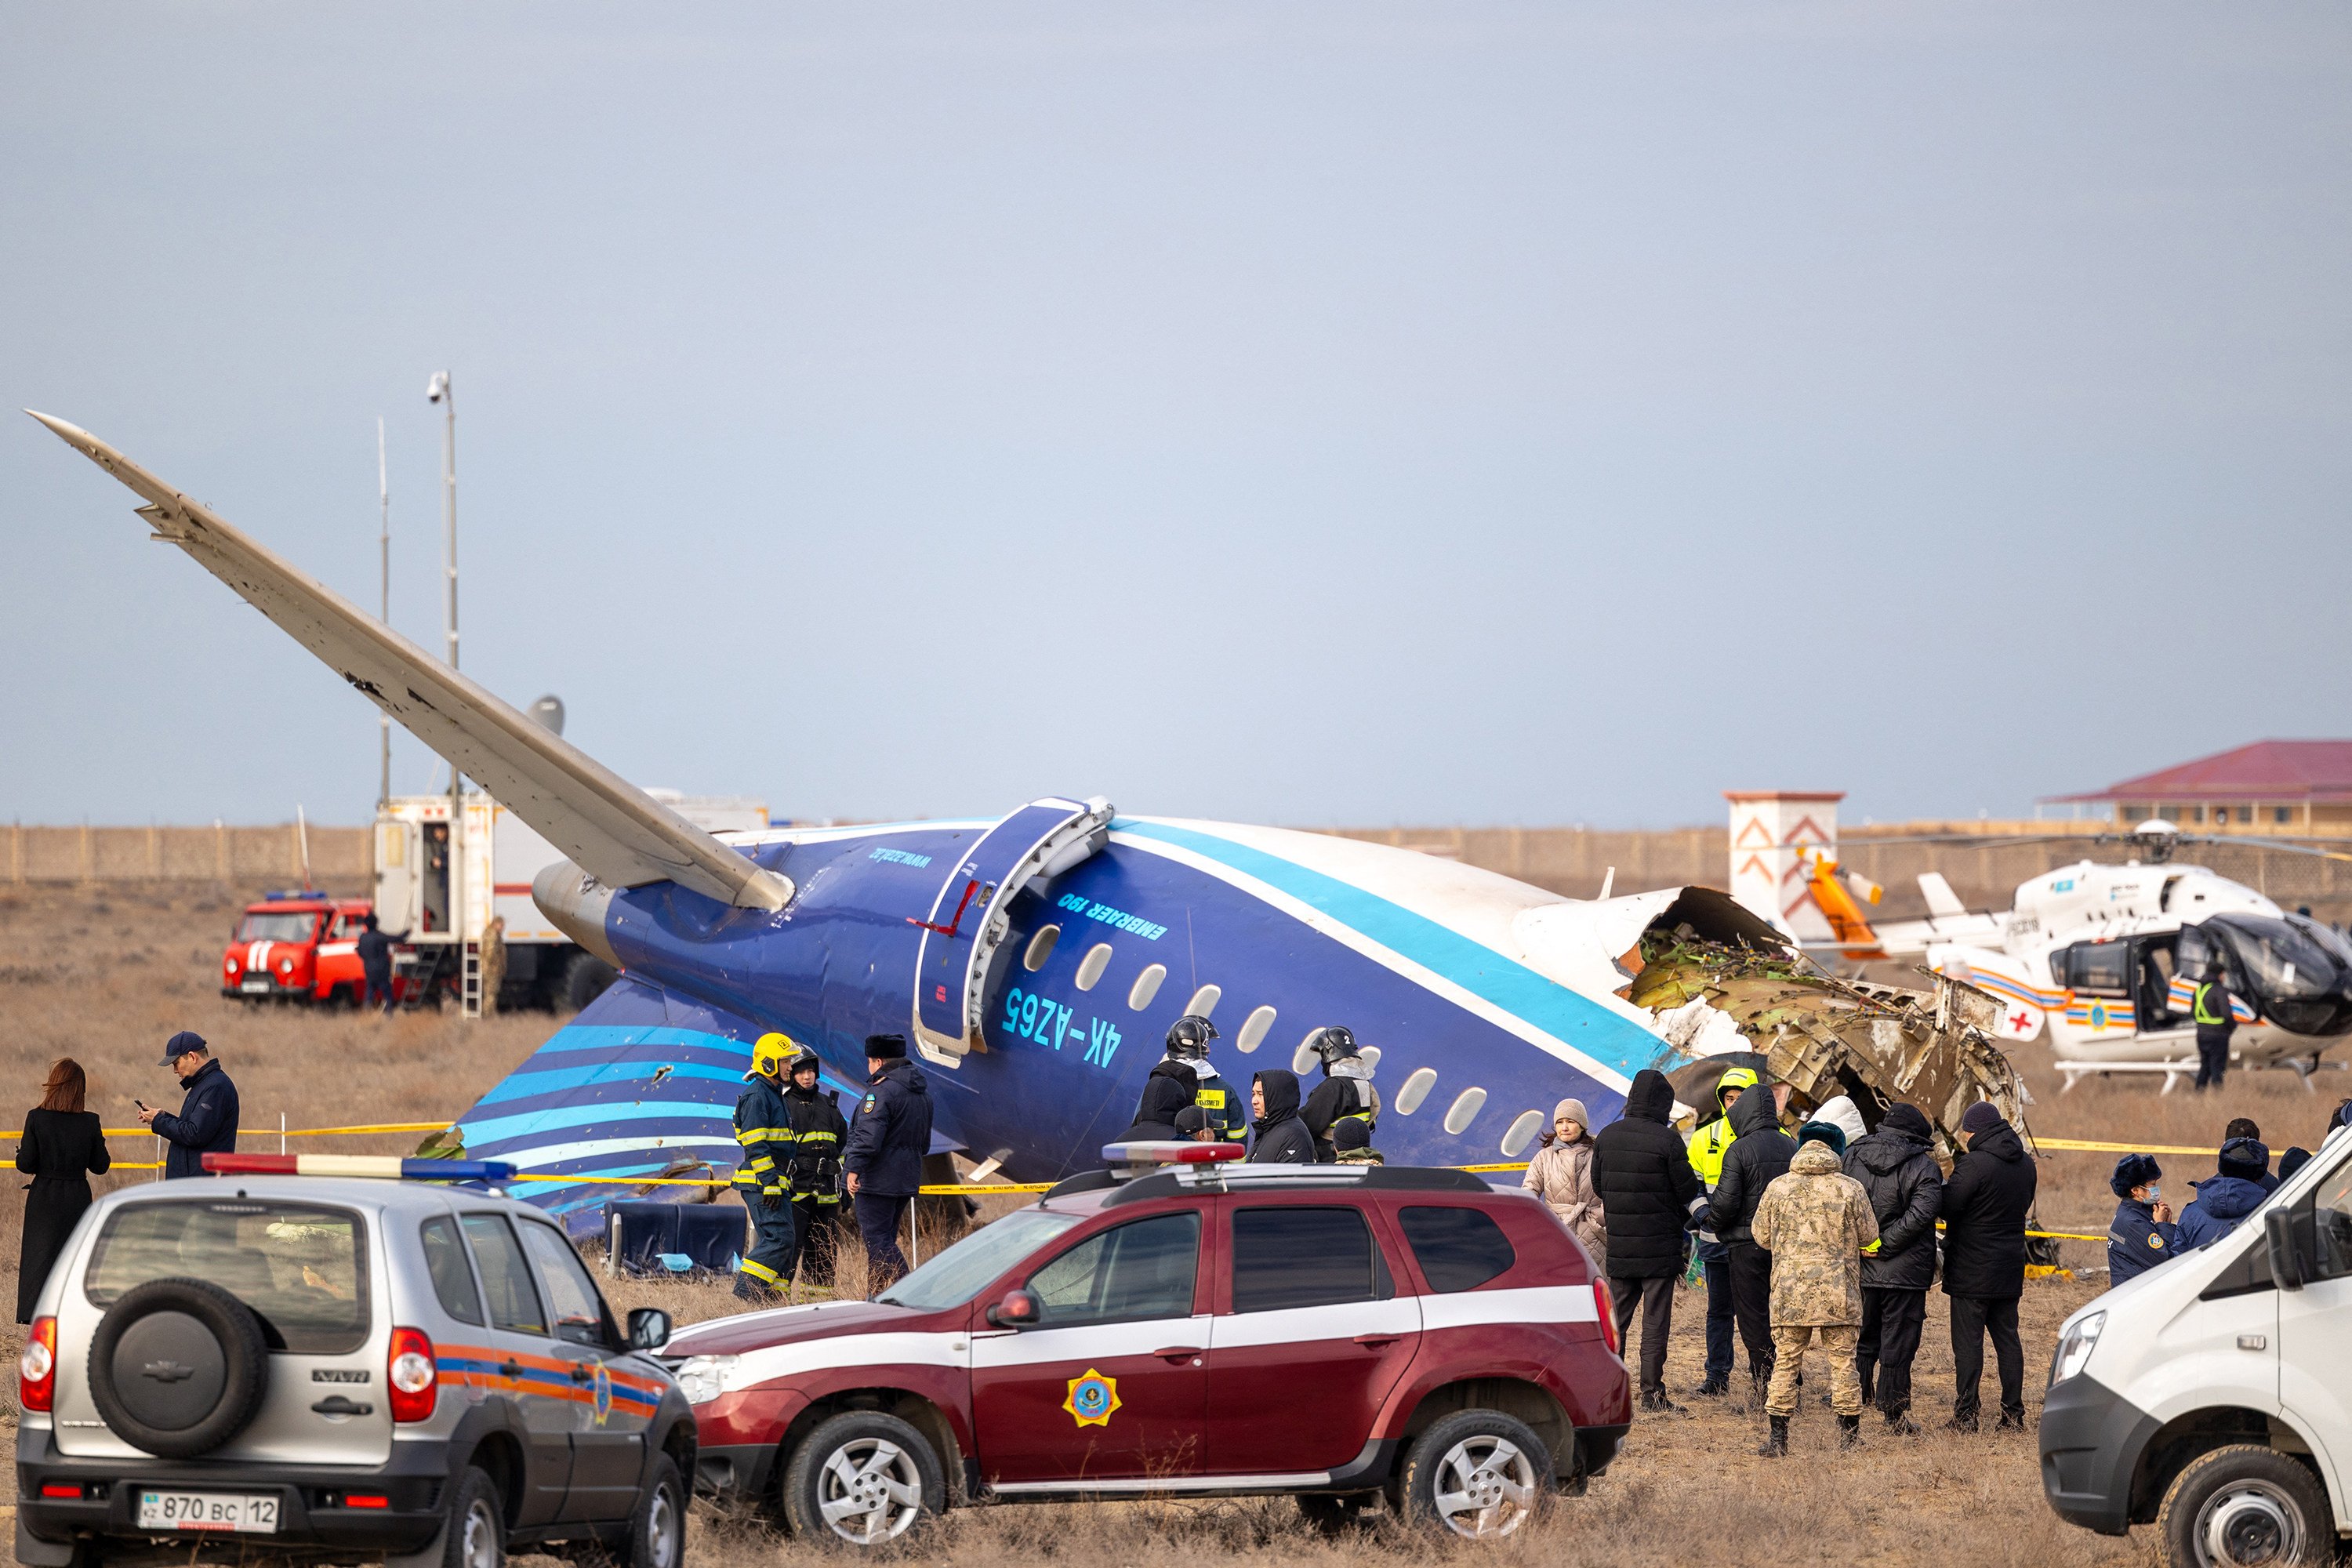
4,822,372,885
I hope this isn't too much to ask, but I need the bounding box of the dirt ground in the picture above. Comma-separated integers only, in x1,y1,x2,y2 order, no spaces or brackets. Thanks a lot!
4,880,2346,1566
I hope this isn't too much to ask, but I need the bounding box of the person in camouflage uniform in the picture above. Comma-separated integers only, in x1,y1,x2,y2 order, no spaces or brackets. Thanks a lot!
1749,1122,1879,1456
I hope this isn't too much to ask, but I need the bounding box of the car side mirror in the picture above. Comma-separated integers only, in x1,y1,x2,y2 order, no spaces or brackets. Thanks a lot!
985,1288,1042,1329
627,1307,672,1352
2266,1209,2304,1292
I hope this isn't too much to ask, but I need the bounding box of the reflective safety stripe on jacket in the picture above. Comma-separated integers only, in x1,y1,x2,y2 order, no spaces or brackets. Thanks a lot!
2194,982,2230,1027
1196,1082,1247,1142
733,1076,794,1198
1688,1116,1736,1189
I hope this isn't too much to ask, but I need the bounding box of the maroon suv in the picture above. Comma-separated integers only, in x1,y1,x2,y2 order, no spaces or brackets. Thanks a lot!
666,1156,1631,1546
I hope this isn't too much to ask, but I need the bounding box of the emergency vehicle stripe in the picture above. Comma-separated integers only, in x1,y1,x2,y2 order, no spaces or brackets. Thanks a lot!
1415,1283,1600,1328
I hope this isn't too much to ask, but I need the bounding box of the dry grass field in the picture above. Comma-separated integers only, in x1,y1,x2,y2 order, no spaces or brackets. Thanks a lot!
3,880,2345,1566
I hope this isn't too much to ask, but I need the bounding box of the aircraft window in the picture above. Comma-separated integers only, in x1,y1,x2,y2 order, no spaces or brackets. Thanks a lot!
1291,1033,1321,1075
1360,1046,1382,1073
1023,925,1059,972
1443,1087,1487,1135
1236,1005,1276,1054
1500,1109,1544,1157
1183,984,1221,1018
1074,943,1114,992
1127,964,1167,1011
1394,1068,1438,1116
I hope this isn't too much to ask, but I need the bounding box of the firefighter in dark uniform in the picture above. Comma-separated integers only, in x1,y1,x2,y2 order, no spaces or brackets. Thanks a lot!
1300,1025,1380,1163
776,1047,848,1289
2194,963,2239,1092
731,1033,798,1302
1124,1016,1216,1142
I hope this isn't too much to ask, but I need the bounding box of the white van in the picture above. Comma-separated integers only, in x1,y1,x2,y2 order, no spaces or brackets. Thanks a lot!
2042,1127,2352,1568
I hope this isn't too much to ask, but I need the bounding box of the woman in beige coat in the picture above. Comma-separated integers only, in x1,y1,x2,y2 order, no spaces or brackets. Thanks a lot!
1523,1097,1606,1269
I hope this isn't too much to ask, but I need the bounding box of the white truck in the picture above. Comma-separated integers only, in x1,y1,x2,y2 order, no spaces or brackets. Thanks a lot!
2042,1123,2352,1567
372,788,767,1012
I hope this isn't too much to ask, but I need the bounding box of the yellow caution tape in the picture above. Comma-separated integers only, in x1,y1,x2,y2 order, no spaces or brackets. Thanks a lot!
2033,1138,2227,1157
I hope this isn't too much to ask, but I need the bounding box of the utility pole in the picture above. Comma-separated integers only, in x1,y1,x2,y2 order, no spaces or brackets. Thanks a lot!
427,371,470,1014
377,417,391,806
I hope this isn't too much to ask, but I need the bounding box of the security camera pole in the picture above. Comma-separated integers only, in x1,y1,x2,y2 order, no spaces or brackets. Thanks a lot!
427,371,469,1014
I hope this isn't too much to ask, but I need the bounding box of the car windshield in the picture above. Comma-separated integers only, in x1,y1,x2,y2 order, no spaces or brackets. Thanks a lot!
85,1200,369,1354
237,911,318,942
873,1208,1084,1312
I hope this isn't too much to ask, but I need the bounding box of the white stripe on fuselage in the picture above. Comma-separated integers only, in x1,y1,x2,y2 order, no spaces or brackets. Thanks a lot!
1109,826,1635,1093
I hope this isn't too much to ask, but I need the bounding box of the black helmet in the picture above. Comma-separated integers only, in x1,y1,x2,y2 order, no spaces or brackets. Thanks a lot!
1165,1014,1219,1060
787,1047,822,1079
1308,1025,1361,1068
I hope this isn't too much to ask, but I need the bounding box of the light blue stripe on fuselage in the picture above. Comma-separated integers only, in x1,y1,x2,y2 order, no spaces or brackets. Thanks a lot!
1113,818,1658,1083
474,1059,746,1106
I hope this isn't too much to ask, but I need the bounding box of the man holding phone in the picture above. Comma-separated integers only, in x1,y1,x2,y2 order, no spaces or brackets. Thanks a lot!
135,1031,240,1179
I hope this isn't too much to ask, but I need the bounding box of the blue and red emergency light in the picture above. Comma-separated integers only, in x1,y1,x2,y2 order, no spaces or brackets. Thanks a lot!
1098,1141,1246,1166
201,1153,515,1181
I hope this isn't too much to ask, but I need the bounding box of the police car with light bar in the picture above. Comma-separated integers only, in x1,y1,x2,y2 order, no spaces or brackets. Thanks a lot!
666,1141,1630,1546
15,1154,694,1568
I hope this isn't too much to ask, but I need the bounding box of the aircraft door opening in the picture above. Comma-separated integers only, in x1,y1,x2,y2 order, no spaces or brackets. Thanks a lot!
910,796,1113,1065
2133,935,2184,1035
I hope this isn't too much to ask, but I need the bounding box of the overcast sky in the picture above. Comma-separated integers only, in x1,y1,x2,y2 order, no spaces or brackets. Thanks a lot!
4,2,2347,832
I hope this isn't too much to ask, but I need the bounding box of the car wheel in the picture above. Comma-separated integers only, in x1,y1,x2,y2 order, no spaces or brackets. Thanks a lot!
612,1453,686,1568
85,1277,269,1459
779,1411,943,1548
387,1465,503,1568
1398,1409,1554,1541
2159,1444,2331,1568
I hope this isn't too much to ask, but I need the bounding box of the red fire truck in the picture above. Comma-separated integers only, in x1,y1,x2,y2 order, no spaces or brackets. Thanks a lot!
219,891,378,1006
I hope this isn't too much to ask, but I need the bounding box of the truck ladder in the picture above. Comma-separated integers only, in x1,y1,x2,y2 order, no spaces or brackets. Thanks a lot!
459,939,484,1019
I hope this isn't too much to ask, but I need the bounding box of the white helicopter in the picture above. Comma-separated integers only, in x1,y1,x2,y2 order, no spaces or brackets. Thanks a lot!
1818,821,2352,1083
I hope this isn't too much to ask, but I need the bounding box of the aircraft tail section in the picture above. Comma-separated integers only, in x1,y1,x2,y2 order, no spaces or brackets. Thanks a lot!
28,412,789,912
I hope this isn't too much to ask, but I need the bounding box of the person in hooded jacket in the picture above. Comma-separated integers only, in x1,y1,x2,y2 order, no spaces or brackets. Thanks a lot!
1593,1069,1705,1412
1331,1118,1382,1165
1706,1080,1797,1396
1247,1070,1318,1163
1523,1098,1606,1270
2279,1146,2314,1185
1939,1101,2037,1432
2105,1152,2176,1284
1751,1121,1879,1456
1123,1016,1214,1144
844,1033,932,1298
2220,1118,2277,1192
2176,1137,2270,1250
1685,1066,1758,1398
1843,1102,1942,1431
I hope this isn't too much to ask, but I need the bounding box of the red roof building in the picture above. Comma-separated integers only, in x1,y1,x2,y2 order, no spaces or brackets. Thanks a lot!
2050,740,2352,833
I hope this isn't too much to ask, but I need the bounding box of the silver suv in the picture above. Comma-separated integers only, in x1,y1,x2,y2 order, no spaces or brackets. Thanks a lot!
14,1174,693,1568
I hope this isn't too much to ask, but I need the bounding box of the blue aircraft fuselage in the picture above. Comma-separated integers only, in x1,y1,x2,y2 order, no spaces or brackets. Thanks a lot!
459,814,1679,1232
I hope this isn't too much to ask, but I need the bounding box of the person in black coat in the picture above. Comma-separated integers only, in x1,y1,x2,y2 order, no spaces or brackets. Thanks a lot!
1939,1101,2038,1432
1247,1071,1318,1163
137,1033,238,1180
844,1035,932,1297
355,913,401,1014
1593,1069,1705,1411
17,1058,109,1323
1123,1018,1215,1145
1843,1102,1943,1430
1705,1081,1795,1396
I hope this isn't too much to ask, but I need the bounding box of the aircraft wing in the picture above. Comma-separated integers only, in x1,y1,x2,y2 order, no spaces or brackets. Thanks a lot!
29,412,790,911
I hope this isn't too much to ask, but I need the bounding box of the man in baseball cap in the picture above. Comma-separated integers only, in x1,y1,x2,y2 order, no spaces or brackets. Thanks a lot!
137,1032,240,1179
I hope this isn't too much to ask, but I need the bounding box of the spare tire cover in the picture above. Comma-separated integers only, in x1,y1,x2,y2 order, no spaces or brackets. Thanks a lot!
88,1278,269,1459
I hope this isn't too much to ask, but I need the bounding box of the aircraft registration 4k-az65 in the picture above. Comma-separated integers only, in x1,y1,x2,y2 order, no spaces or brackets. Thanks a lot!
34,411,1805,1230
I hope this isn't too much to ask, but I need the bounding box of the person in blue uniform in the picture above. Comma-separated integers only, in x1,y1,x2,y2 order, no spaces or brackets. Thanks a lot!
844,1033,931,1298
138,1032,238,1180
2105,1153,2177,1285
731,1033,798,1302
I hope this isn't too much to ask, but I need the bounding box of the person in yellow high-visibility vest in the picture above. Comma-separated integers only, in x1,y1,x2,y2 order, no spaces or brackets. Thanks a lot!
1686,1065,1758,1397
2193,964,2239,1092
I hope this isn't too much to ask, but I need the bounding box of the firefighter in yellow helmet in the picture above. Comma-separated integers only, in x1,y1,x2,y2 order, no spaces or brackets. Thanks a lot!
1685,1065,1759,1396
732,1033,800,1302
